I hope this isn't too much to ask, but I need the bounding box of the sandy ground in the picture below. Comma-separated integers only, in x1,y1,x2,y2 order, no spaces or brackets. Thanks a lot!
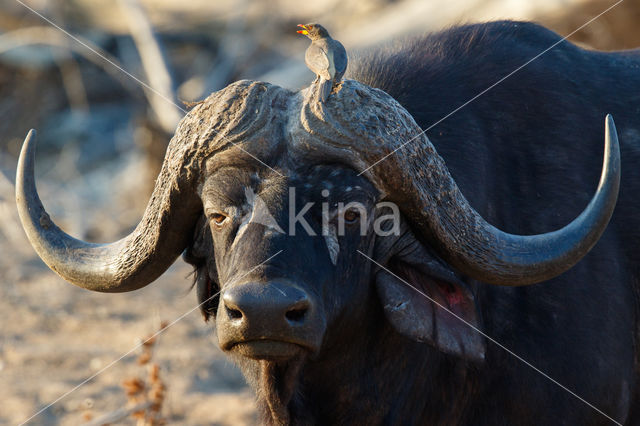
0,247,257,425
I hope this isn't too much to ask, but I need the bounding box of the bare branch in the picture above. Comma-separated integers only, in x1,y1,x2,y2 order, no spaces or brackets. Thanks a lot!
118,0,182,133
83,401,152,426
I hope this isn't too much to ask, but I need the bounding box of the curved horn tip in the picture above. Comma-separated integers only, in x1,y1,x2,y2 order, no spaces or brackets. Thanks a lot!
18,129,38,168
16,129,39,202
605,114,617,143
603,114,620,179
604,114,617,141
23,129,37,149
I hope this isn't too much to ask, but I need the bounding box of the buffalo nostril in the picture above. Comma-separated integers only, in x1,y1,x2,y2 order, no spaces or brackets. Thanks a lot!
285,307,307,322
226,306,243,320
222,290,245,320
285,299,310,323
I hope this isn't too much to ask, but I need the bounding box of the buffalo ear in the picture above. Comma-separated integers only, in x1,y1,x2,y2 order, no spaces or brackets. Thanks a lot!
375,257,485,362
183,215,219,321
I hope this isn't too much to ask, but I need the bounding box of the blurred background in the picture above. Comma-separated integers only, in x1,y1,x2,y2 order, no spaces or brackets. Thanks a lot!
1,0,639,424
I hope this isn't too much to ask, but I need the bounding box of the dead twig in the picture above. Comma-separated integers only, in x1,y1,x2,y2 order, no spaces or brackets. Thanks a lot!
82,401,153,426
80,321,169,425
118,0,182,133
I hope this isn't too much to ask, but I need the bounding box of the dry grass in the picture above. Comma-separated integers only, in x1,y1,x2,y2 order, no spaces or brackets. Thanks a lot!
82,321,169,426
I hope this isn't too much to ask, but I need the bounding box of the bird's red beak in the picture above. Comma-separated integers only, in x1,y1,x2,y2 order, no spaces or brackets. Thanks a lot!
296,24,309,35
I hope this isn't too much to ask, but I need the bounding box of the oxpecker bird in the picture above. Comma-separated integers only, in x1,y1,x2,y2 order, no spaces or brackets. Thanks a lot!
297,23,347,103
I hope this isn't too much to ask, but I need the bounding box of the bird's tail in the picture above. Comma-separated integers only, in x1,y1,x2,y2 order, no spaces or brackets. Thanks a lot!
318,79,332,103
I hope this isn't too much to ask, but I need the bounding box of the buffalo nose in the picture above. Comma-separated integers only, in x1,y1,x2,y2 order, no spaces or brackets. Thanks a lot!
222,282,311,326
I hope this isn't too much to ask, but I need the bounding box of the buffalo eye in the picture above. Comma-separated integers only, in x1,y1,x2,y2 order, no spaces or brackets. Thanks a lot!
343,208,360,224
210,213,228,228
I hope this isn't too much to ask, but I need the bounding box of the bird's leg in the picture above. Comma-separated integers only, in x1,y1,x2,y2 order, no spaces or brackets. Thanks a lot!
331,79,342,94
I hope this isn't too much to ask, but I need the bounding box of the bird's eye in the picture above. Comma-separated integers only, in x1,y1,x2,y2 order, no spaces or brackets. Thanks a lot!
210,213,228,227
343,209,360,223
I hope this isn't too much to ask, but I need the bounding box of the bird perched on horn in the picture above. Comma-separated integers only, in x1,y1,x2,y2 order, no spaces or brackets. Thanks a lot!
297,23,347,103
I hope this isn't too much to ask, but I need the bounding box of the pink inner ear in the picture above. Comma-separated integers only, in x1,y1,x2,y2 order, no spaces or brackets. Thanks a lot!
436,281,464,306
395,261,467,313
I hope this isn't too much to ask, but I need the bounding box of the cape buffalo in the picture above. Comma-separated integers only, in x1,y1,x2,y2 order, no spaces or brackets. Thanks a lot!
15,21,640,425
